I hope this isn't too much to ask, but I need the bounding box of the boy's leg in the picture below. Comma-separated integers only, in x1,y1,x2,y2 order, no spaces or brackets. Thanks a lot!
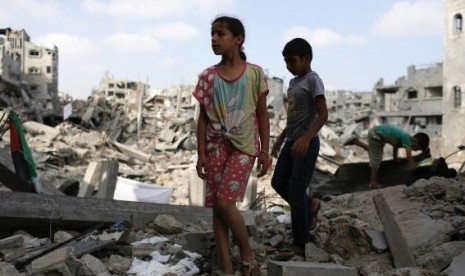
288,137,320,247
369,167,380,188
271,141,293,202
351,138,369,151
368,132,384,188
346,128,375,151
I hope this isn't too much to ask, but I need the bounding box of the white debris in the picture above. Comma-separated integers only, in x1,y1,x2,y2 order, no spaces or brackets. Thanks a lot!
131,236,169,246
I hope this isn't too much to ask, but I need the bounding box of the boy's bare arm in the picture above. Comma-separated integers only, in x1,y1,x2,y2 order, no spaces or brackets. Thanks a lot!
272,129,286,158
405,148,415,170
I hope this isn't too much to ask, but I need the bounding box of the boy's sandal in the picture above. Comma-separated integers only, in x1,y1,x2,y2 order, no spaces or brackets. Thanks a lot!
274,245,305,261
273,249,296,261
310,198,321,230
240,259,261,276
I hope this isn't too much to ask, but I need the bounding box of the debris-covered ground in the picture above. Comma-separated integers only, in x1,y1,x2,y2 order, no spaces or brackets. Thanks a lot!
1,80,465,275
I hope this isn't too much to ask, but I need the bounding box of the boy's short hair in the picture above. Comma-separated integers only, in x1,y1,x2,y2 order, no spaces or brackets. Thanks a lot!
413,132,430,151
282,38,313,61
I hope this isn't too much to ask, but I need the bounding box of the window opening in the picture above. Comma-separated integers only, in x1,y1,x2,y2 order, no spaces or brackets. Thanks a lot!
455,13,463,32
454,86,461,108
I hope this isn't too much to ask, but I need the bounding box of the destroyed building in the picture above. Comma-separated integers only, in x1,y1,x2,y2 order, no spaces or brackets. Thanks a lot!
325,89,373,123
374,63,443,138
0,1,465,275
92,72,150,112
443,0,465,159
373,0,465,159
0,27,59,115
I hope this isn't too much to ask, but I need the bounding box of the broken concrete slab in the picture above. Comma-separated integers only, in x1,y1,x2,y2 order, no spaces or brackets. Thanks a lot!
442,249,465,276
0,235,24,249
267,260,358,276
0,262,21,276
22,121,59,140
314,160,412,195
78,159,120,199
29,246,72,275
373,193,416,268
0,191,212,233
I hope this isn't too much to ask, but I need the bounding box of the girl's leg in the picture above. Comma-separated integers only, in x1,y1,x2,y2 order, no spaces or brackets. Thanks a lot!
215,199,255,273
213,147,258,274
213,208,233,274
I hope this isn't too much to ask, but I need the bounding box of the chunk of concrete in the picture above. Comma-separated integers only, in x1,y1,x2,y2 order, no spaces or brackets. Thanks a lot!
365,229,388,253
0,234,24,249
0,262,21,276
267,260,358,276
441,250,465,276
30,246,72,274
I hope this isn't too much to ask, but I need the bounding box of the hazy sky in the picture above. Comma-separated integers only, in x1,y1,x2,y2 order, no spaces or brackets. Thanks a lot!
1,0,444,99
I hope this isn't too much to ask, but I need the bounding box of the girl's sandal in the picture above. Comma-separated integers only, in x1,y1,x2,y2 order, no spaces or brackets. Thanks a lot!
240,260,261,276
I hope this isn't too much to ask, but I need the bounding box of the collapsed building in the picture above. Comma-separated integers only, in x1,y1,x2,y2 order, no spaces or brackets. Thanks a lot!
0,27,59,117
374,63,443,138
373,0,465,160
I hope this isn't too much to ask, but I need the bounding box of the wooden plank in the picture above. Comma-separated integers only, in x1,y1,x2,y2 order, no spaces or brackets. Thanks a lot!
372,193,416,268
0,191,212,231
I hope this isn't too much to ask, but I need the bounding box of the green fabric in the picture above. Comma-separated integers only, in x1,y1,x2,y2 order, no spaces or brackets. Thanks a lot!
374,124,412,149
8,112,37,178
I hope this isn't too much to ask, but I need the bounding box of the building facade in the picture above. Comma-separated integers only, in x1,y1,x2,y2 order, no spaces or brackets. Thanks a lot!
373,0,465,157
93,72,150,111
326,89,373,122
374,64,443,138
442,0,465,156
0,28,59,112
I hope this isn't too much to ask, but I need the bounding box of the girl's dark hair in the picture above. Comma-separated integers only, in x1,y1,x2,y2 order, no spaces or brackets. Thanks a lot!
413,132,430,151
282,38,313,62
212,16,246,61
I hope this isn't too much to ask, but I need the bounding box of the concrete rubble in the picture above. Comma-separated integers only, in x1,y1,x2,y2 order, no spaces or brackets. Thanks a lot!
1,79,465,275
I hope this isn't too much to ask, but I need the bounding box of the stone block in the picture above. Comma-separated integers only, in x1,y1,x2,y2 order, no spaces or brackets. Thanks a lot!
0,262,21,276
267,260,358,276
30,246,72,274
184,231,214,257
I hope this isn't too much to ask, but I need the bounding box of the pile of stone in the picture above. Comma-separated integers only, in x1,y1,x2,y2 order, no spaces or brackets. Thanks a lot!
2,176,465,275
2,79,465,275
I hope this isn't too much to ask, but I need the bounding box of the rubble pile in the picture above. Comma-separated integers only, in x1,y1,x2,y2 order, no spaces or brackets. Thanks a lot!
2,178,465,275
2,80,465,275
